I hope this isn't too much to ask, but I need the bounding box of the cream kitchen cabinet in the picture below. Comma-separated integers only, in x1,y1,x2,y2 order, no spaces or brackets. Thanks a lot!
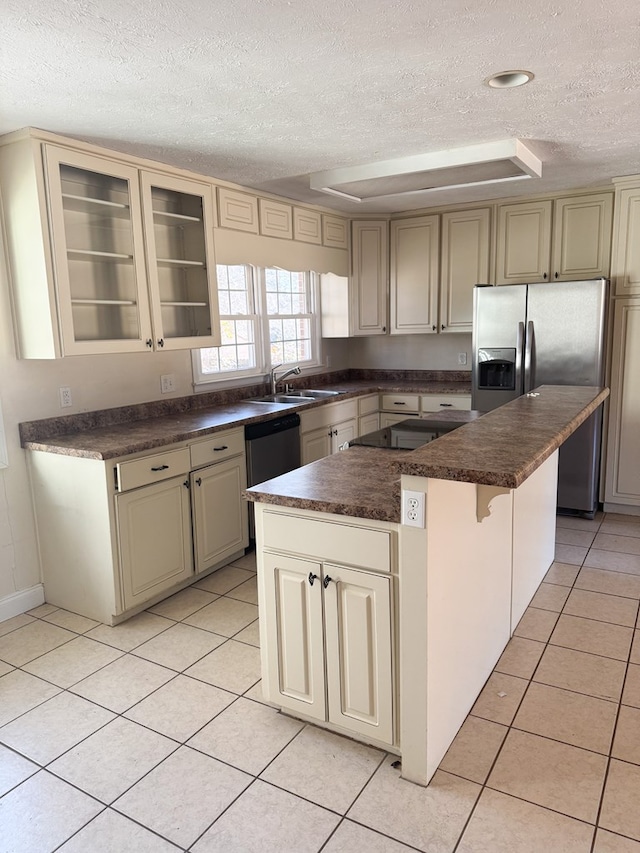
495,193,613,285
610,182,640,297
604,298,640,510
190,430,249,573
27,428,248,624
116,471,193,611
350,220,389,335
258,508,395,746
358,394,380,435
0,131,220,357
300,398,358,464
390,215,439,334
439,207,491,333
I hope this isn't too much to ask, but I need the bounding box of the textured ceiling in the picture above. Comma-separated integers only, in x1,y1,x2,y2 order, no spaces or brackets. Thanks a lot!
2,0,640,212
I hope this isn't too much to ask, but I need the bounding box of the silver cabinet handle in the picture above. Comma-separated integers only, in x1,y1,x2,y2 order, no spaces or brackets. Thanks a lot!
524,320,535,393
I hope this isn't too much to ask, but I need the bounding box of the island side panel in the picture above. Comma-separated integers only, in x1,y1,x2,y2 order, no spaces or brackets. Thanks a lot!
399,475,513,785
511,450,558,632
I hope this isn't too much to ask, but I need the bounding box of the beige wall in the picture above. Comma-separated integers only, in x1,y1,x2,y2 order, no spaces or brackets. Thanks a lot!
348,332,472,371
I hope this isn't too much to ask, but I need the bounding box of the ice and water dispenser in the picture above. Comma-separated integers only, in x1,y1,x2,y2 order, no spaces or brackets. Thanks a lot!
476,348,516,390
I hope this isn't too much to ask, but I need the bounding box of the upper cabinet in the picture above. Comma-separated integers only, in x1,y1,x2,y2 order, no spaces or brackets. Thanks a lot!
495,193,613,285
0,135,221,357
611,183,640,296
439,207,491,333
140,172,220,350
390,216,439,334
350,220,389,335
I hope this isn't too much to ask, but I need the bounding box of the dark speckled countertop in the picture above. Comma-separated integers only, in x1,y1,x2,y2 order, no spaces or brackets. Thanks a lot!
19,376,470,460
246,386,609,523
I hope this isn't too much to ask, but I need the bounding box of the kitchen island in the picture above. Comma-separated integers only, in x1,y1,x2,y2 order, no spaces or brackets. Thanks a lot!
246,385,609,786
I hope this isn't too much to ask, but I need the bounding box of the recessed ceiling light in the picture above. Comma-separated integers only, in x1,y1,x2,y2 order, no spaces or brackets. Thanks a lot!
487,70,534,89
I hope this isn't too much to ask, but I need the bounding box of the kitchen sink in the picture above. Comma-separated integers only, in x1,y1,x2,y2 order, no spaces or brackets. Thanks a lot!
250,394,315,404
285,389,342,398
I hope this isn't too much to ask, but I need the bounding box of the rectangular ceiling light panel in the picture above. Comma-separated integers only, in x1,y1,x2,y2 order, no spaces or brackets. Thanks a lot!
310,139,542,203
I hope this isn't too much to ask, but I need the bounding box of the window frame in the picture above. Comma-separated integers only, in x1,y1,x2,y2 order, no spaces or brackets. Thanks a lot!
192,265,323,391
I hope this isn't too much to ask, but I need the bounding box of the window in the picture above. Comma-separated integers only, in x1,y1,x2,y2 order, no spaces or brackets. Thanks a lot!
193,264,320,386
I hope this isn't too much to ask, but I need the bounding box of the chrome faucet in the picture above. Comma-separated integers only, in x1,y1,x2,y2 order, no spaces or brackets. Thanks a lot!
270,364,301,394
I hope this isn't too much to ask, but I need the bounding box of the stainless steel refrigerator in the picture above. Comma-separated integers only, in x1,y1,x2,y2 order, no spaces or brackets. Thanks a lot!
471,279,608,517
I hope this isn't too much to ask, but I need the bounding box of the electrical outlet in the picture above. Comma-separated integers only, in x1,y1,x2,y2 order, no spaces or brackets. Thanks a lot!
160,374,175,394
402,489,425,528
59,386,72,408
458,352,468,365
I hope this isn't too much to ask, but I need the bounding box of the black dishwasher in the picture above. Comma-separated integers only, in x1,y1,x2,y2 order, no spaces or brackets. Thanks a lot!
245,413,301,537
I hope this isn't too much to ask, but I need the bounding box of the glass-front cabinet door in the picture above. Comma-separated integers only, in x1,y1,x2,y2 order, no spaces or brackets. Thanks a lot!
43,145,153,355
141,172,220,350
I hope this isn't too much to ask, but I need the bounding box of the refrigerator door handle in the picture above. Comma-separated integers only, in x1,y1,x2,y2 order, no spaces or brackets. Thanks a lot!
524,320,535,392
515,321,525,394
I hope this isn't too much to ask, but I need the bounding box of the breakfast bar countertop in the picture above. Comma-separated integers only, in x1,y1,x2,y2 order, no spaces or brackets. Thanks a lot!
246,385,610,522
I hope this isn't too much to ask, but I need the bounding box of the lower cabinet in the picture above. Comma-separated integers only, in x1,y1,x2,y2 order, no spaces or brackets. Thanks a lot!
116,475,193,610
261,550,394,745
191,454,248,572
28,427,248,623
300,399,358,464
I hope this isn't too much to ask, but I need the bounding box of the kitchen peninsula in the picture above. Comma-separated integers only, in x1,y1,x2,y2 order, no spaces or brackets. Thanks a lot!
246,385,609,787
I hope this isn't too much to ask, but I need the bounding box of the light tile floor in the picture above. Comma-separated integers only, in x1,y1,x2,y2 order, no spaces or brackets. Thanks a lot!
2,515,640,851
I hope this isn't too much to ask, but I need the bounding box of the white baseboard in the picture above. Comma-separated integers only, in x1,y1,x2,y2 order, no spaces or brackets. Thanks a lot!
0,584,45,624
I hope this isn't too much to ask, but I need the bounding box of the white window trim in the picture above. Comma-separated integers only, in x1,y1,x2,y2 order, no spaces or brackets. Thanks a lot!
192,267,323,391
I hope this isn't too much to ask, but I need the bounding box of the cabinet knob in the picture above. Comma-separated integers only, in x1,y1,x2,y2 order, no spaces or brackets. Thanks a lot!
158,338,165,347
183,479,190,489
441,324,445,330
195,477,202,486
308,572,318,586
543,273,548,280
145,339,153,348
323,575,333,588
555,272,559,279
382,325,386,332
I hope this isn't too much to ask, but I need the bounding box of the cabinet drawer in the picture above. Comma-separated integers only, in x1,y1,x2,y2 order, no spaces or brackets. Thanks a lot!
116,448,190,492
420,394,472,412
190,428,244,469
263,511,391,573
300,399,358,433
380,393,420,413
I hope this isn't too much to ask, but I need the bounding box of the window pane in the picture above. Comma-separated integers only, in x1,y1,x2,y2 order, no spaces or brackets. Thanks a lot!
229,291,248,314
199,264,258,376
218,292,230,315
278,294,292,314
271,341,284,363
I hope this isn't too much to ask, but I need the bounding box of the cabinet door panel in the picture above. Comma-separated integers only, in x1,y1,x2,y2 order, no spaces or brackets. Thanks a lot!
332,418,357,452
324,565,393,744
351,221,388,335
390,216,439,333
301,427,331,465
359,412,379,436
43,145,152,355
141,172,220,350
612,189,640,296
440,208,490,332
262,553,326,720
496,200,552,284
552,194,612,281
605,299,640,505
191,456,248,573
116,476,193,610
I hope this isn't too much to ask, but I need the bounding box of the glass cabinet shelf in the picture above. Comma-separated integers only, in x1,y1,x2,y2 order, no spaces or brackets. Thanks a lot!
67,248,134,262
153,209,202,223
71,298,137,306
156,257,206,268
160,301,208,307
